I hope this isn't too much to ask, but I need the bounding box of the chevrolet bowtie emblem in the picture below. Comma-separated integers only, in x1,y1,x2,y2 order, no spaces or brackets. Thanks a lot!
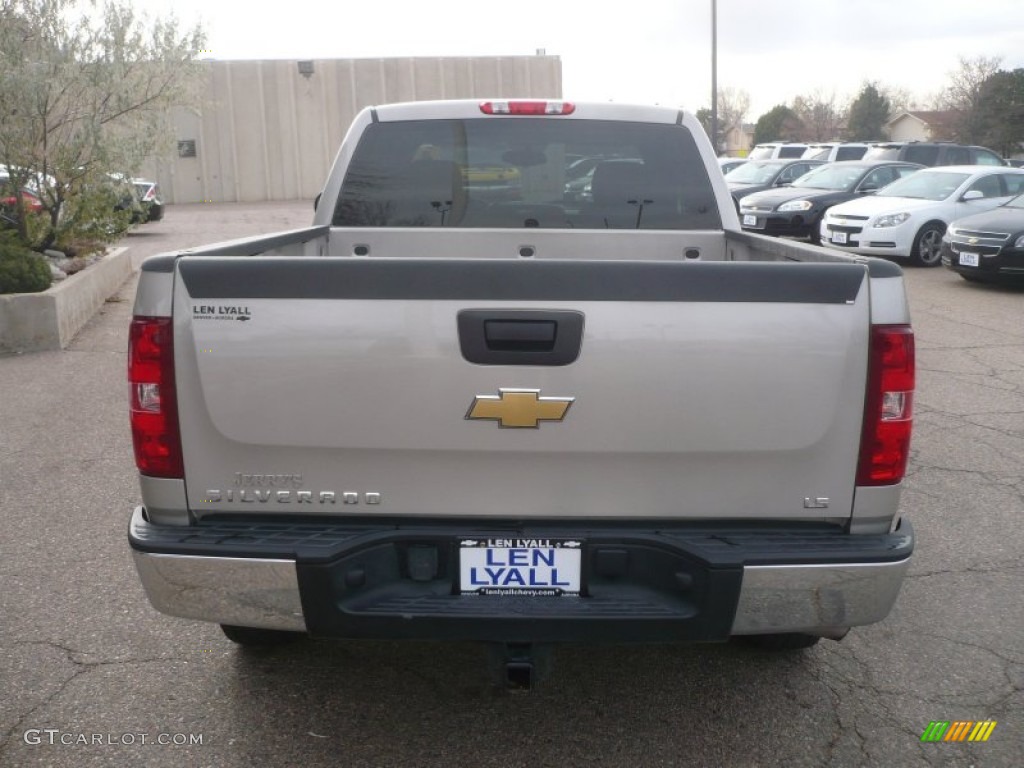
968,237,979,244
466,389,574,429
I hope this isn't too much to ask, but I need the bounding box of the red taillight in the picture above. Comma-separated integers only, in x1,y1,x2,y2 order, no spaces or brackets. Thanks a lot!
21,190,42,212
128,317,183,478
857,324,914,485
479,100,576,116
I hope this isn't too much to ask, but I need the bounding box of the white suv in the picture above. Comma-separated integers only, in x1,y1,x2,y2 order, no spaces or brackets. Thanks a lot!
747,142,808,160
820,166,1024,266
802,143,870,162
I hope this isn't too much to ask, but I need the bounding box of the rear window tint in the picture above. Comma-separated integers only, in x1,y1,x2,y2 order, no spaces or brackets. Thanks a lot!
334,119,721,230
1002,174,1024,195
974,150,1004,165
835,146,867,161
777,146,806,158
904,146,940,165
945,147,970,165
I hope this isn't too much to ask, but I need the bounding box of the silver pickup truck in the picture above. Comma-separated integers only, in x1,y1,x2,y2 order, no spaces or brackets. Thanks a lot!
128,100,915,686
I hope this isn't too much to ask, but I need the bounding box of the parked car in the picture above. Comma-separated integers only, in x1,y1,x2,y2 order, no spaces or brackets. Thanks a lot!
102,173,145,224
801,142,870,162
724,158,824,207
563,157,640,203
132,178,164,222
942,191,1024,284
1005,159,1024,168
820,166,1024,266
718,157,747,175
738,161,923,242
862,142,1005,167
746,142,809,160
0,170,45,214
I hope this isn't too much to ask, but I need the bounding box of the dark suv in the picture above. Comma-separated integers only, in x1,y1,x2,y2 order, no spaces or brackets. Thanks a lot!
863,142,1004,167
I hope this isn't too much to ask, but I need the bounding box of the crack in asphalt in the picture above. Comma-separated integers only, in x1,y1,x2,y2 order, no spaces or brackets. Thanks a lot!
904,459,1024,504
0,639,192,756
913,414,1024,444
814,648,924,767
914,630,1023,667
917,368,1021,394
904,562,1024,581
904,463,1024,500
912,307,1024,342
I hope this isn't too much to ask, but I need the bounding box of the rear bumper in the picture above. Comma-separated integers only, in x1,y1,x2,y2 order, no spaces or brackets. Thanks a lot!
740,212,816,239
942,245,1024,280
128,507,913,642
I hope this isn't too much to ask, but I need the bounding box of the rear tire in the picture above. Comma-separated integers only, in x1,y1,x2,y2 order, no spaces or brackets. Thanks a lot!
910,222,945,267
220,624,301,647
736,633,822,651
807,213,828,246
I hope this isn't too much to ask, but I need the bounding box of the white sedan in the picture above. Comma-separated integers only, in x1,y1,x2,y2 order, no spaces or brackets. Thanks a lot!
819,166,1024,266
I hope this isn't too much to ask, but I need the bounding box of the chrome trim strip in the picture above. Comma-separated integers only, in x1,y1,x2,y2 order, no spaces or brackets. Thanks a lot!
731,558,910,636
131,551,306,632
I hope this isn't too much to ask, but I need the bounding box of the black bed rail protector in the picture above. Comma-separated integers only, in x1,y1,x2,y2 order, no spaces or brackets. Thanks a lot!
174,257,868,304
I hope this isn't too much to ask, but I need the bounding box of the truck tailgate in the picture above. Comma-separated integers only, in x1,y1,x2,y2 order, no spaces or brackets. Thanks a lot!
173,257,870,522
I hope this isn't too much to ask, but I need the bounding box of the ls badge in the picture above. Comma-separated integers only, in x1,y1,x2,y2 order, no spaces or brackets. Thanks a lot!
466,389,574,429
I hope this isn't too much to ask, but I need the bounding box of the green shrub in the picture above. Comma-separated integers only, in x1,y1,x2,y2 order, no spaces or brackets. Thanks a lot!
0,236,53,294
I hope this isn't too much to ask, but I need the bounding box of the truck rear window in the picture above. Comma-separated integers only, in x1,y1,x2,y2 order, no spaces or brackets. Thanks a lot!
333,119,721,230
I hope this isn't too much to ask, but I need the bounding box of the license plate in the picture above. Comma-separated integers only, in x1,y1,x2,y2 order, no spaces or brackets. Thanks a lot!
742,214,757,227
959,251,979,267
459,538,582,596
831,231,848,244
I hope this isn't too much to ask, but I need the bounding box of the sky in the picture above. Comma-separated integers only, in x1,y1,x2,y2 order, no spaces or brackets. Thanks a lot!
134,0,1024,121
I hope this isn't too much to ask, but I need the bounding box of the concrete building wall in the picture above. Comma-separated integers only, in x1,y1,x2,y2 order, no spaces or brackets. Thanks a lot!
147,55,562,204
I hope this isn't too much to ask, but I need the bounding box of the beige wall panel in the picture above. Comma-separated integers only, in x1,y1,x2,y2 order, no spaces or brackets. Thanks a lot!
212,63,241,203
152,56,561,204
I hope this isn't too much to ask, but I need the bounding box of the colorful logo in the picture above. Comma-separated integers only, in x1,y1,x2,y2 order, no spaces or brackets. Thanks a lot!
920,721,997,742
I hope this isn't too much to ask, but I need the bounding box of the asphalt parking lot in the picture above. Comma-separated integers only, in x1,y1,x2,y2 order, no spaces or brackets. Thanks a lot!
1,202,1021,767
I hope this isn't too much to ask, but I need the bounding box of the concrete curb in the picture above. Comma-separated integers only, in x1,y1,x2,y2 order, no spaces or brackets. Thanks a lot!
0,246,132,354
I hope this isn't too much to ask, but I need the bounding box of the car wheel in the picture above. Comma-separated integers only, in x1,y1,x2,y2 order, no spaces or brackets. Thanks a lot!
220,624,301,647
736,633,822,651
910,223,945,267
808,218,825,246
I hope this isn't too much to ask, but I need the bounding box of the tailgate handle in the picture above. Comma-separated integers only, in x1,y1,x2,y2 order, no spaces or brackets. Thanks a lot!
458,310,584,366
484,320,556,351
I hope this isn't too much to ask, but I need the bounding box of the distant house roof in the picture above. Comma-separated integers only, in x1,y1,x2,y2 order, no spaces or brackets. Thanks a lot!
886,110,957,139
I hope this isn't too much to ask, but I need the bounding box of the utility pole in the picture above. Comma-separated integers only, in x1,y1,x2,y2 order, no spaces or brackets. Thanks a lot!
711,0,718,155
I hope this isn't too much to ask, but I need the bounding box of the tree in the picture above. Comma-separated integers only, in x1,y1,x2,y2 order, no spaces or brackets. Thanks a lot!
697,87,751,154
752,105,803,146
941,55,1002,143
974,69,1024,156
791,90,846,141
846,82,891,140
881,86,913,115
0,0,205,248
696,108,719,150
